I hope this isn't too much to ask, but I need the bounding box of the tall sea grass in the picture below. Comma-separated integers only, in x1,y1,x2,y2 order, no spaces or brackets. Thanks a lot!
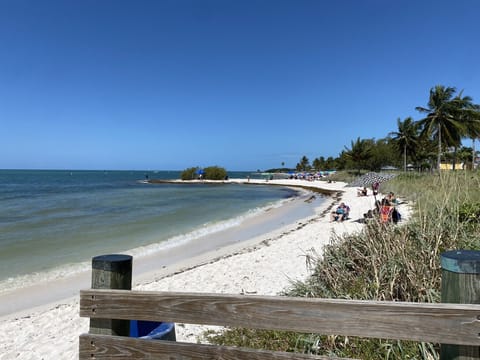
207,171,480,359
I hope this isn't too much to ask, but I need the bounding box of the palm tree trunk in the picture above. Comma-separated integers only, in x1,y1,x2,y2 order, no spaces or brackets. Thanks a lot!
452,147,457,170
473,138,476,170
403,144,407,172
437,127,442,171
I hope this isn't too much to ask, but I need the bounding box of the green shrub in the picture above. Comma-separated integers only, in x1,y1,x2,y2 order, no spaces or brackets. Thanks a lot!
180,167,199,180
204,166,227,180
459,202,480,223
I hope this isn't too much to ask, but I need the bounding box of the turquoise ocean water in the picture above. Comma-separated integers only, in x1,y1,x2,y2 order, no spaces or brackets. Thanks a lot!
0,170,317,294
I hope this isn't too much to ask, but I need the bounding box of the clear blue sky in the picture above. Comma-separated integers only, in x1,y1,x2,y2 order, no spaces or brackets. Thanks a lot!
1,0,479,171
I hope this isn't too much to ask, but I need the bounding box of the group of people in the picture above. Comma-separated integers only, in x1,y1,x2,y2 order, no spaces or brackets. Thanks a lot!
357,181,379,197
332,182,402,224
380,192,401,223
363,191,401,224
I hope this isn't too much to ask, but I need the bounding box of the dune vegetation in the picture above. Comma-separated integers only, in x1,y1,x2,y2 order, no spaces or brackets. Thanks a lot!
207,170,480,359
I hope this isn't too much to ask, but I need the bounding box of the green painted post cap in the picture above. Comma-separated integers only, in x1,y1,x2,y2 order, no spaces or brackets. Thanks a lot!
92,254,132,272
441,250,480,274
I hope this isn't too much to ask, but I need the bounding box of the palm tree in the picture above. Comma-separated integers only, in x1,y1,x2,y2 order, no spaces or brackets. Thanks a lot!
415,85,465,171
457,146,474,169
296,156,310,172
344,137,372,174
469,109,480,168
455,99,480,168
441,92,480,169
312,157,324,171
389,117,419,172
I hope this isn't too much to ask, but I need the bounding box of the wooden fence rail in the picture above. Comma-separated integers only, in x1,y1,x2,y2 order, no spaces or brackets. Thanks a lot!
79,289,480,359
79,333,344,360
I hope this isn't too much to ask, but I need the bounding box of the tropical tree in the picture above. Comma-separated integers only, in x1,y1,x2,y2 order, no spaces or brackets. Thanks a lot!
333,151,347,170
446,93,480,169
344,137,373,174
454,98,480,168
413,133,437,171
389,117,419,172
312,157,324,171
457,146,475,169
415,85,466,170
469,110,480,167
369,137,399,170
296,156,310,172
325,156,338,170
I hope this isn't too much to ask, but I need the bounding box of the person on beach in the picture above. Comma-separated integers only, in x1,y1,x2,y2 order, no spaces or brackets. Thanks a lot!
330,202,349,222
379,193,401,224
387,192,401,223
363,209,374,222
363,199,382,222
387,192,398,205
357,187,367,196
372,181,379,196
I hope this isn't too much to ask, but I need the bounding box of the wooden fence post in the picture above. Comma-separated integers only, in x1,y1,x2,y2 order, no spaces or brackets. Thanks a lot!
90,254,132,336
441,250,480,360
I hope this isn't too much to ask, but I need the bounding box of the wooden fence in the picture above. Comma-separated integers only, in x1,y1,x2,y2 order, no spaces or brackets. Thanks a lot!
79,289,480,359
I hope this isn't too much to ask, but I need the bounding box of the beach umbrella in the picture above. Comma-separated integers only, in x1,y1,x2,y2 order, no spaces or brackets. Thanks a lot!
347,172,397,188
195,169,205,179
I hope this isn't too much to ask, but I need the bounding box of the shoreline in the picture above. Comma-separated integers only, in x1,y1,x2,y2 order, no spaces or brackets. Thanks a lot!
148,178,338,196
0,179,410,359
0,182,322,318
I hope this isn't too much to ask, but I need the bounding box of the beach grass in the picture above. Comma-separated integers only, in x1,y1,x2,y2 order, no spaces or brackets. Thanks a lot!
207,170,480,359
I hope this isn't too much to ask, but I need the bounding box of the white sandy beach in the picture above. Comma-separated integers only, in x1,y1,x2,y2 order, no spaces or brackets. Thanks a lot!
0,179,410,360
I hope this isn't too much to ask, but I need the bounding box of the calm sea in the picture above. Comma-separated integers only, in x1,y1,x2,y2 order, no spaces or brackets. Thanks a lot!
0,170,312,293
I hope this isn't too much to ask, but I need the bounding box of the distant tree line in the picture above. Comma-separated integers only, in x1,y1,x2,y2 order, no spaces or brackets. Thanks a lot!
291,85,480,173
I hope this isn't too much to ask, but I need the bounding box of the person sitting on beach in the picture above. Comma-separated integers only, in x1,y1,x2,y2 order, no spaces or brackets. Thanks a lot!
357,187,368,196
363,199,383,223
379,193,402,224
330,205,344,222
387,192,398,205
363,209,374,222
331,202,349,222
392,207,401,224
387,192,401,223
